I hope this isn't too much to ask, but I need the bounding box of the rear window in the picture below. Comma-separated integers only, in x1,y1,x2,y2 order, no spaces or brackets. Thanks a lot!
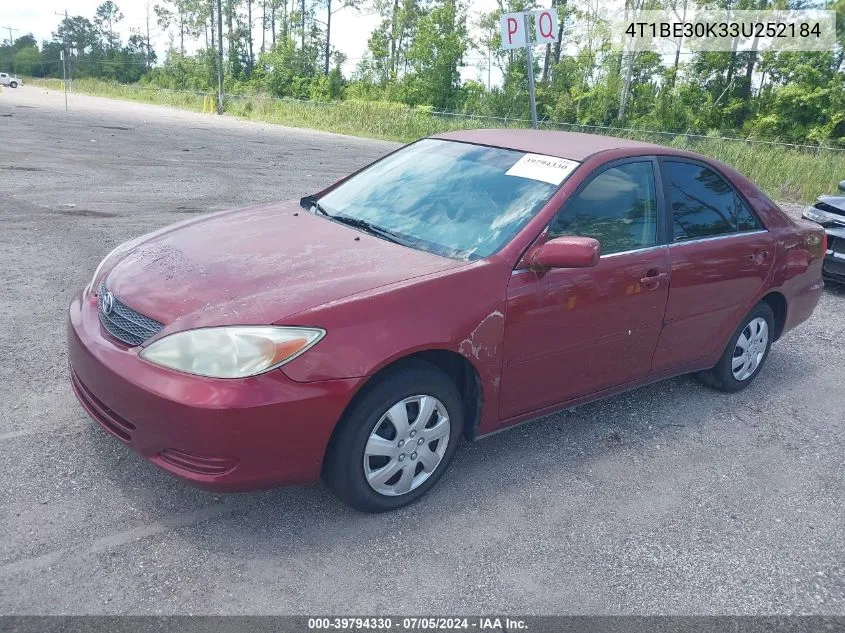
664,161,761,241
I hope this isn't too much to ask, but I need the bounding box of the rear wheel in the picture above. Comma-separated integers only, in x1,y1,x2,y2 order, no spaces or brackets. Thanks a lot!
698,302,775,392
323,360,463,512
9,81,17,88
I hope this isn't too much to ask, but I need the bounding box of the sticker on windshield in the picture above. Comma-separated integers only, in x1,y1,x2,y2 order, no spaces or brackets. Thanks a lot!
505,154,580,185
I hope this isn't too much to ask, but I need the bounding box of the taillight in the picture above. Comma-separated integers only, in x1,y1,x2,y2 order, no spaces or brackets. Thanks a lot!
807,230,826,259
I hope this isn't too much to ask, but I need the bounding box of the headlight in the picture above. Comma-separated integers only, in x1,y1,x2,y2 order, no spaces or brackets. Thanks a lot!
139,326,325,378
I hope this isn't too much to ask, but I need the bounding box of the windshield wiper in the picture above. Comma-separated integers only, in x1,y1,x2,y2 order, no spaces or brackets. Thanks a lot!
299,195,329,216
330,214,409,247
300,195,407,246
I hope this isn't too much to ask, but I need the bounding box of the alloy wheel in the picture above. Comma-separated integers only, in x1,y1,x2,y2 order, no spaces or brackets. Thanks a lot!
363,395,451,496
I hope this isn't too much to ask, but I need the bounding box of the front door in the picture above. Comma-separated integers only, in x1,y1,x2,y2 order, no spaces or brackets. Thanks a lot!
500,159,670,420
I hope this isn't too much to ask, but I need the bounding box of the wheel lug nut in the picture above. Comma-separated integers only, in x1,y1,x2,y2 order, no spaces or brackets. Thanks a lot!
398,454,405,461
418,438,424,445
410,430,416,438
398,440,405,447
411,452,417,460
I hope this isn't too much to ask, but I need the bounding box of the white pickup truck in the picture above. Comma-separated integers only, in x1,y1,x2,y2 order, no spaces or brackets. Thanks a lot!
0,73,23,88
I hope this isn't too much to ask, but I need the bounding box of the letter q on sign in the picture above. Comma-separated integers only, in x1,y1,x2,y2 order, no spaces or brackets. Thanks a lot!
533,9,558,44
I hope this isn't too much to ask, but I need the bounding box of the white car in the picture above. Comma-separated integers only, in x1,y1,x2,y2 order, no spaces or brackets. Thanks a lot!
0,73,22,88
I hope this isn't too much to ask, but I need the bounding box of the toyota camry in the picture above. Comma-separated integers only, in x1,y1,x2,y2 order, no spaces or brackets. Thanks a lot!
68,129,825,512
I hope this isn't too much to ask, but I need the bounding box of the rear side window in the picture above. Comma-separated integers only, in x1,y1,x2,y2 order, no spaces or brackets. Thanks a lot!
664,161,760,241
548,161,658,255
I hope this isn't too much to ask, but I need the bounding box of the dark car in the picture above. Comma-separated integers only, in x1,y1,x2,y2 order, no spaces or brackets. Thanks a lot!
68,130,826,512
802,180,845,283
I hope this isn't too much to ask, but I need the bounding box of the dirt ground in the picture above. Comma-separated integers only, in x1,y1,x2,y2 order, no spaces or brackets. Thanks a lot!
1,86,844,615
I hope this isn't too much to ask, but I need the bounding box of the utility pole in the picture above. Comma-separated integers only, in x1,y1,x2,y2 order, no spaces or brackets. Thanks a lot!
216,0,224,114
61,49,68,110
1,26,18,47
1,26,18,73
144,2,153,69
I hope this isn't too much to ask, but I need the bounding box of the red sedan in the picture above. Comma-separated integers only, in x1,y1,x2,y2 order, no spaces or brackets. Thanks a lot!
68,129,825,512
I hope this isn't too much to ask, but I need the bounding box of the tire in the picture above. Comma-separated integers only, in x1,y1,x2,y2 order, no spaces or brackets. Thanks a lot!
9,81,17,88
323,359,464,512
698,302,775,393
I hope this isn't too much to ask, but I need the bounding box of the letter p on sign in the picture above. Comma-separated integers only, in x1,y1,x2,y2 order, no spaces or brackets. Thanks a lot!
500,12,526,49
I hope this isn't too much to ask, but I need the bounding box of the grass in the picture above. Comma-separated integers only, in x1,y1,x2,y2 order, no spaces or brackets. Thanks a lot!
30,77,845,203
35,77,210,112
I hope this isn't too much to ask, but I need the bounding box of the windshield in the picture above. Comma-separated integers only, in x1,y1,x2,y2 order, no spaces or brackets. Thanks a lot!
317,139,575,260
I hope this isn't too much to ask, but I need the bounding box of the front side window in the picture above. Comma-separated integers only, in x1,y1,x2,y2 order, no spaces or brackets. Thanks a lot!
318,139,573,260
664,161,761,241
548,161,658,255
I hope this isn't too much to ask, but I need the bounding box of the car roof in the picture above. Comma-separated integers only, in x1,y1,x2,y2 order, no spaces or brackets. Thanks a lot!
433,128,673,161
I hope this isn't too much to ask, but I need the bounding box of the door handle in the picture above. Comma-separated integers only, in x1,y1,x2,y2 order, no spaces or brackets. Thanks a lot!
640,271,669,289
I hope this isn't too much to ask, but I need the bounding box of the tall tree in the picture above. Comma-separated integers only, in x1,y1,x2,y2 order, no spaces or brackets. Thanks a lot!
317,0,359,75
94,1,124,49
155,0,201,55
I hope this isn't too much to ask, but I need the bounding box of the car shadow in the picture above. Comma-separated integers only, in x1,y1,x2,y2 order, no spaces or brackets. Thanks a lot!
823,279,845,296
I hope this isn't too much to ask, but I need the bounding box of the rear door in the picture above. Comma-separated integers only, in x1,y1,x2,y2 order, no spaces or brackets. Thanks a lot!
651,159,774,373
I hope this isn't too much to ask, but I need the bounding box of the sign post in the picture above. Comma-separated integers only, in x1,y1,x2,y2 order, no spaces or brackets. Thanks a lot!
523,12,538,129
500,8,559,129
60,49,68,111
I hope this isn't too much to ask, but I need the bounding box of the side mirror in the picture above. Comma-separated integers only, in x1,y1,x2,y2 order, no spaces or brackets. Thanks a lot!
838,180,845,193
531,236,601,270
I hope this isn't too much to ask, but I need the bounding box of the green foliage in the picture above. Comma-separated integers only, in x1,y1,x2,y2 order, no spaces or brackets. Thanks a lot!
14,47,43,76
404,1,466,110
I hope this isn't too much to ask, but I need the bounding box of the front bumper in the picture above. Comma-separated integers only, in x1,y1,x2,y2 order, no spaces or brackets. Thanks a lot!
67,289,364,491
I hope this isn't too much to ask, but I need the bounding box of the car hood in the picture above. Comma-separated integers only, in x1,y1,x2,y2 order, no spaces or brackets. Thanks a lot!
105,201,467,332
817,194,845,215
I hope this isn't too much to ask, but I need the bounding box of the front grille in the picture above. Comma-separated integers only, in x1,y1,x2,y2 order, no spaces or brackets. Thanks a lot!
98,282,164,346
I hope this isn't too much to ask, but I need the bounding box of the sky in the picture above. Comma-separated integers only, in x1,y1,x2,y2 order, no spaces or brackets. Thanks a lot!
2,0,513,84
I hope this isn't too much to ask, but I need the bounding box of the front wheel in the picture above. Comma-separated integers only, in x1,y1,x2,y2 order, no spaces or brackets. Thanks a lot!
698,302,775,392
323,360,464,512
9,81,17,88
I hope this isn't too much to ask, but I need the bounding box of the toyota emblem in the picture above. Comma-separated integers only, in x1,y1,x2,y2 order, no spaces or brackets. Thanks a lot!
102,291,115,316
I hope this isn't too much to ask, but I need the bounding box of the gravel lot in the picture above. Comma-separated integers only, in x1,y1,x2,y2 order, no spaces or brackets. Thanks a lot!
1,86,844,616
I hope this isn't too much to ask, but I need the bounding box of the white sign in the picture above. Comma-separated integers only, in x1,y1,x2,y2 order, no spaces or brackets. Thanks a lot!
500,12,527,49
533,9,559,44
505,154,580,185
500,9,559,49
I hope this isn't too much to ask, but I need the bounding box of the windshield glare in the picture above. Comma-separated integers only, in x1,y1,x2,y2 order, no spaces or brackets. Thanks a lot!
318,139,566,260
